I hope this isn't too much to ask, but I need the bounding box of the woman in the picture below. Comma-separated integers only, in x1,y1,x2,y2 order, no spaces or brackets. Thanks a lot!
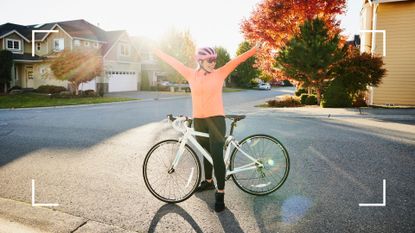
154,43,259,212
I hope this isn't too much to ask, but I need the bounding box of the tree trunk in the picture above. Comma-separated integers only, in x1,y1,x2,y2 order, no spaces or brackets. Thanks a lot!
316,88,322,104
307,86,312,95
74,83,80,96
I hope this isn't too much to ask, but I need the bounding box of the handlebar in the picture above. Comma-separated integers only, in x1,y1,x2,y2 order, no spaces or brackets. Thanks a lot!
167,114,192,133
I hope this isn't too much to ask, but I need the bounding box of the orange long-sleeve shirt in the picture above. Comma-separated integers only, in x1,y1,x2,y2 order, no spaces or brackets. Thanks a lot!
154,47,257,118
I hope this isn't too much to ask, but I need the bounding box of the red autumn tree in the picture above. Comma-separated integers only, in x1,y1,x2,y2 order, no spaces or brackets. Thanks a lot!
50,50,103,95
241,0,347,78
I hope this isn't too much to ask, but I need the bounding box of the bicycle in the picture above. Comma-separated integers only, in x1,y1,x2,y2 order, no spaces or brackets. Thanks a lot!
143,114,290,203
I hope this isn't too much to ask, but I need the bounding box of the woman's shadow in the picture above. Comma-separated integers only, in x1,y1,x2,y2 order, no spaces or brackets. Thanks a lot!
149,201,245,233
148,204,203,233
195,191,245,233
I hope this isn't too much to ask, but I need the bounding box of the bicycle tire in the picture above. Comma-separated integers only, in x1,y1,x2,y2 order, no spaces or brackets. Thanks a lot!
143,139,201,203
230,134,290,195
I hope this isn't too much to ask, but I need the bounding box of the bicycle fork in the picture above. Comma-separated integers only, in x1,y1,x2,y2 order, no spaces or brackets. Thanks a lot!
167,136,188,174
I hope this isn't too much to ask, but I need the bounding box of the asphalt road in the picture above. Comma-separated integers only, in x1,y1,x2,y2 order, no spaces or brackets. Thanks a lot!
0,87,414,233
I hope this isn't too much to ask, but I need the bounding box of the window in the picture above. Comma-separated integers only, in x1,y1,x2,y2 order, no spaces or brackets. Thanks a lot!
37,43,41,51
119,44,130,57
94,42,99,48
6,39,21,51
84,41,90,47
54,38,64,51
74,39,81,47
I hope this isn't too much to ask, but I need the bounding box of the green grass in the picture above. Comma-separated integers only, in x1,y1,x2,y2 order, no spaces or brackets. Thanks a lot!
0,93,138,109
222,88,244,93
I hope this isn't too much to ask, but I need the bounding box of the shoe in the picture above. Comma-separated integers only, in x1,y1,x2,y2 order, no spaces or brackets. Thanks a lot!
195,180,215,192
215,192,225,212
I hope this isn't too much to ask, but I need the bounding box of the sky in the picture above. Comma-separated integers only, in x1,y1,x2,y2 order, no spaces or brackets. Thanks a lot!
1,0,361,57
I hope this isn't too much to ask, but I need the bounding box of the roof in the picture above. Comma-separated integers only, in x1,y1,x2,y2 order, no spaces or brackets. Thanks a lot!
100,30,125,55
0,19,109,42
12,53,43,62
0,23,32,41
0,19,137,61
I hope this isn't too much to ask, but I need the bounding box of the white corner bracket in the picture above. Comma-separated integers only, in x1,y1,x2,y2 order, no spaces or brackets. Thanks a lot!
359,179,386,207
31,179,59,207
31,30,59,57
359,30,386,56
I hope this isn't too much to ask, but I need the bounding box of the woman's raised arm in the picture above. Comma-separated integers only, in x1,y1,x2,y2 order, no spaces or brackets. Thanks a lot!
217,46,257,79
153,48,193,81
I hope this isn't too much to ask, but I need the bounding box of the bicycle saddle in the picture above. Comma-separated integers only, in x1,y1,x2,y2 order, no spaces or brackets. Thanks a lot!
225,115,246,122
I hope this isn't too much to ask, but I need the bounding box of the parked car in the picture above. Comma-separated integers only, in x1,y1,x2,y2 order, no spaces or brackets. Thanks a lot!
258,82,271,90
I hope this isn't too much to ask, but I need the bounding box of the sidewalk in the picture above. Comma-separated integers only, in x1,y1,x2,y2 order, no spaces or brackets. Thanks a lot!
258,106,415,135
261,105,415,119
0,197,137,233
105,90,189,100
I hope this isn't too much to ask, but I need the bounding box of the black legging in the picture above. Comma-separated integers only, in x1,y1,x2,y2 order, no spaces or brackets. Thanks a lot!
194,116,226,190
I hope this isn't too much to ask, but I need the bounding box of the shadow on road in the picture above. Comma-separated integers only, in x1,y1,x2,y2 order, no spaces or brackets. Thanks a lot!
148,204,203,233
194,191,245,233
217,208,245,233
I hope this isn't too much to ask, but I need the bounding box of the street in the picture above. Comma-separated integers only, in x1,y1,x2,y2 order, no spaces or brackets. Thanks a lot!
0,87,414,233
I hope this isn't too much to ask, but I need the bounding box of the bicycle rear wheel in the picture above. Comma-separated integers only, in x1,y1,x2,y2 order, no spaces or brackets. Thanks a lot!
230,134,290,195
143,140,201,203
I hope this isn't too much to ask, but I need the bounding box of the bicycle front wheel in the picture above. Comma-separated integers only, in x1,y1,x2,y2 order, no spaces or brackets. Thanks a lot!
230,134,290,195
143,140,201,203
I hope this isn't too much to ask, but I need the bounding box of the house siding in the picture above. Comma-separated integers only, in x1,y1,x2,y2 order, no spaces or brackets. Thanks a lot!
105,34,140,62
362,1,415,105
46,28,72,53
2,33,25,54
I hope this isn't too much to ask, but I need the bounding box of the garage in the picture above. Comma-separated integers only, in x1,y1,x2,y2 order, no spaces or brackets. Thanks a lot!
107,71,138,92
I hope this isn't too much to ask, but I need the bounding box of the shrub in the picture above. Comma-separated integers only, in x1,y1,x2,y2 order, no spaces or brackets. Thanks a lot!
266,95,302,107
283,80,293,86
321,80,352,108
36,85,67,94
300,93,309,104
352,94,368,107
295,88,307,97
305,95,318,105
80,89,96,97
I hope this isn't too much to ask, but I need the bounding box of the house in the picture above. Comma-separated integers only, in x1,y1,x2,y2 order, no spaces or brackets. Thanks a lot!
360,0,415,106
131,36,167,88
0,19,141,93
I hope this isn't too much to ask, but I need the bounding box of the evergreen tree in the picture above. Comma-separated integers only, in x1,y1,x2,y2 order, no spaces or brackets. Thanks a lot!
232,41,259,88
276,18,346,103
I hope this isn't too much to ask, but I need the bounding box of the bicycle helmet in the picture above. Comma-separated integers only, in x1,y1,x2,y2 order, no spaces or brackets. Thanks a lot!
195,47,217,61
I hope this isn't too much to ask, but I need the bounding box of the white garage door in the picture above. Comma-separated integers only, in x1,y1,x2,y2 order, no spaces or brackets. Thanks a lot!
107,71,138,92
79,78,96,91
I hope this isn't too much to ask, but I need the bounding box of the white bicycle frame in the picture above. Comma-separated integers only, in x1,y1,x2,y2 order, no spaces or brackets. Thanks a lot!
169,117,263,177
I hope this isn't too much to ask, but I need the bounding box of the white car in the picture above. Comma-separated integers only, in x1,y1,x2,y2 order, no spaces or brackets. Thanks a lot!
258,82,271,90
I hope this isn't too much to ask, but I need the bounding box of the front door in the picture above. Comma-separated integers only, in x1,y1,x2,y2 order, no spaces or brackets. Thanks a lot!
26,66,34,88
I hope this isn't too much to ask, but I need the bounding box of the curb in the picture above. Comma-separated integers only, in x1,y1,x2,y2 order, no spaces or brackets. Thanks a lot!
0,197,137,233
0,95,190,111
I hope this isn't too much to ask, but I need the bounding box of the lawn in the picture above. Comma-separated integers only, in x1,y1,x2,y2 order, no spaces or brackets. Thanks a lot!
0,93,138,109
222,87,244,93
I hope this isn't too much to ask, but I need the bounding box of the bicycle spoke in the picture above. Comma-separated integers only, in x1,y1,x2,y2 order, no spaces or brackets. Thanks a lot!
231,136,289,195
144,140,200,203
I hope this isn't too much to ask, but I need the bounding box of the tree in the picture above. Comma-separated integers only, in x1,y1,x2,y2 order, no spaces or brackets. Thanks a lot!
214,46,230,69
0,50,13,93
332,48,386,99
158,28,196,84
49,50,103,95
276,18,346,103
241,0,346,78
232,41,260,88
214,46,231,86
